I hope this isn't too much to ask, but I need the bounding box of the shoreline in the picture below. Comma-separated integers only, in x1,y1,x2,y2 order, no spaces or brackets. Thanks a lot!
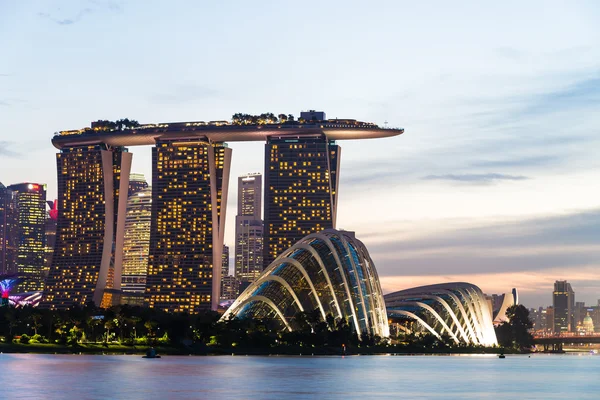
0,342,523,356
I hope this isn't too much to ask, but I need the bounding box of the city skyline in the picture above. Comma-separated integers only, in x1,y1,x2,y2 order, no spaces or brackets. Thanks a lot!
1,1,600,307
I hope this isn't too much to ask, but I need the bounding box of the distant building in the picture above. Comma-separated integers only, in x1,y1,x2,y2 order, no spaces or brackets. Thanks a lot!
574,301,586,328
43,200,58,281
545,306,554,334
222,244,230,277
7,183,47,292
128,173,149,197
234,173,263,284
300,110,326,122
220,275,239,301
121,187,152,297
553,280,574,333
0,183,17,275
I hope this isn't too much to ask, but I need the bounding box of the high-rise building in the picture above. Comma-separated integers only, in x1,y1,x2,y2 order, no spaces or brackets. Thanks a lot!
574,301,586,328
121,187,152,296
41,145,132,309
43,200,58,281
545,306,554,334
234,173,263,284
7,183,47,293
0,183,17,275
222,244,230,277
220,275,240,301
145,141,231,313
128,173,149,197
553,280,574,334
263,135,340,268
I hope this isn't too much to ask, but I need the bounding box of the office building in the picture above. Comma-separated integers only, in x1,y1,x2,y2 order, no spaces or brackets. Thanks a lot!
222,244,230,277
43,200,57,281
7,183,47,292
145,141,231,313
128,173,149,197
234,173,263,284
121,187,152,296
553,280,574,334
0,183,17,275
220,275,239,301
263,135,340,268
42,145,132,309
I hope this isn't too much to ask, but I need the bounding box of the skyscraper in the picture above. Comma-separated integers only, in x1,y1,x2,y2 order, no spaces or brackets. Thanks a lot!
42,145,132,309
145,141,231,312
43,200,58,282
121,187,152,297
0,183,17,276
263,134,340,268
553,280,574,334
7,183,47,292
128,173,149,197
222,244,230,277
234,173,263,284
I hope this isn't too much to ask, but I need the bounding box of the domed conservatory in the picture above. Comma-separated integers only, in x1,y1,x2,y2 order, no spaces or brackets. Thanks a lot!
220,229,390,338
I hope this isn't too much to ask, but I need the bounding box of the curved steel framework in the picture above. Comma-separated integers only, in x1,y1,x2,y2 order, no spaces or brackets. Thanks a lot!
221,229,390,337
385,282,498,346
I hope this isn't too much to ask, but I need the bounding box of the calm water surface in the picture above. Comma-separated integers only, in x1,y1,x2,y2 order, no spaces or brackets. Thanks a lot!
1,353,598,399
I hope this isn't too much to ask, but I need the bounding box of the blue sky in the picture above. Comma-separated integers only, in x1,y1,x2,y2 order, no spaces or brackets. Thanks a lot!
1,0,599,308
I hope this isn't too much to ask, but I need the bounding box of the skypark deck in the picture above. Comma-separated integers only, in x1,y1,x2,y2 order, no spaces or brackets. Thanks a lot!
52,120,403,149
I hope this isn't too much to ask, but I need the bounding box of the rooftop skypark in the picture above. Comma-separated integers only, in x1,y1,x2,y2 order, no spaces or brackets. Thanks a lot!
52,111,402,148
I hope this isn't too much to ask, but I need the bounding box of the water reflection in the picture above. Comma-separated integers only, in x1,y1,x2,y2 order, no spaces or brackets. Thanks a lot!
0,354,599,399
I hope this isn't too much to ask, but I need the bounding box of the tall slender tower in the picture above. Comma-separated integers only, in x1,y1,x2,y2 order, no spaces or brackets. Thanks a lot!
0,183,17,276
145,141,231,312
263,134,340,268
121,187,152,299
7,183,47,292
553,280,575,333
234,173,263,285
41,145,132,309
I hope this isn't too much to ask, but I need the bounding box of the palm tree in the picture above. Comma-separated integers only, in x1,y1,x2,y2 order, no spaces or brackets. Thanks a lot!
30,313,43,336
104,319,116,343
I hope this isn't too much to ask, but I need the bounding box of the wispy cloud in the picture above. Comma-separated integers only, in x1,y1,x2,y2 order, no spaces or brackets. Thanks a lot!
38,9,93,25
0,142,21,158
422,173,528,183
38,0,122,25
471,155,558,169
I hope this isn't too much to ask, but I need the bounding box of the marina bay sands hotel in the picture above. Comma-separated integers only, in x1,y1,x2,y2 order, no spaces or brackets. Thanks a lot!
41,111,403,312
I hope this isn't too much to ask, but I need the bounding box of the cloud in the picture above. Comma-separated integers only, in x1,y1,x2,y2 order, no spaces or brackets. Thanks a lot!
0,142,21,158
151,84,218,104
363,208,600,306
471,155,559,169
37,1,121,25
422,173,528,183
38,9,92,25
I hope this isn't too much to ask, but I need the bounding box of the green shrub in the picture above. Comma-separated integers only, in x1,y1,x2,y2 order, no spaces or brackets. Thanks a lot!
19,334,30,344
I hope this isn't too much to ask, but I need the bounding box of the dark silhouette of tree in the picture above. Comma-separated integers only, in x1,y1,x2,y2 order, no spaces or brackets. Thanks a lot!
494,304,534,352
